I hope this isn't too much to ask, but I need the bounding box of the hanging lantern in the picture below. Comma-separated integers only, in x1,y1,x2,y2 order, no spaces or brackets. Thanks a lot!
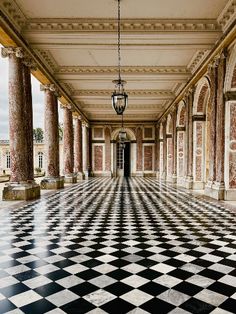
111,0,128,115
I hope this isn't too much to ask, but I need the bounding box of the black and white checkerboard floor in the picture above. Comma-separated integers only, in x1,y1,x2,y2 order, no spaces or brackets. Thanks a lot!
0,177,236,314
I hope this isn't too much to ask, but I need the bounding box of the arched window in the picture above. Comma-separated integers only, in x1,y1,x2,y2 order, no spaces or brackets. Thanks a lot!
6,152,10,169
38,152,43,168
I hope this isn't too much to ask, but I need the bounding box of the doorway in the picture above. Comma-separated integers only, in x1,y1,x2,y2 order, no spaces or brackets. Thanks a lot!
116,142,130,177
124,142,130,177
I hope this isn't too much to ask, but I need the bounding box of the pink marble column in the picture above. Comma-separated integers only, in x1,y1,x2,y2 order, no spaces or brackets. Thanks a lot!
185,89,194,188
171,108,177,183
74,117,83,179
155,125,160,176
1,47,40,200
206,63,217,185
22,60,34,181
4,48,28,182
162,120,167,180
136,126,143,174
105,127,112,175
40,84,64,189
63,106,76,183
214,53,226,198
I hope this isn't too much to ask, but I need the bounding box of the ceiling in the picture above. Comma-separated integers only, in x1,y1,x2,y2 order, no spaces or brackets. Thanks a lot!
1,0,231,121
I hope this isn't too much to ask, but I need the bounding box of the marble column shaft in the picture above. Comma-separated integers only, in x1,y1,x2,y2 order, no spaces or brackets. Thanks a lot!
215,54,226,184
22,62,34,181
207,64,217,183
82,124,88,173
162,120,167,179
186,91,194,179
44,87,60,178
63,106,74,175
155,125,160,173
105,127,111,172
7,49,28,182
172,108,177,178
136,127,143,171
74,118,83,173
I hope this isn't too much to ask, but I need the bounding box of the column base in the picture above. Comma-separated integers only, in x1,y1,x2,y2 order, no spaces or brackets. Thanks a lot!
156,171,160,179
224,189,236,200
83,171,89,180
93,171,112,177
183,176,193,189
135,171,144,177
2,182,40,201
161,171,166,181
192,181,205,190
77,172,85,180
204,181,225,200
64,173,77,184
41,176,64,190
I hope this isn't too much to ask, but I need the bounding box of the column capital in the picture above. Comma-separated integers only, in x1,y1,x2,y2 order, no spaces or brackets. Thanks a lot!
73,113,81,120
40,84,61,97
82,121,89,128
1,47,24,58
60,103,74,111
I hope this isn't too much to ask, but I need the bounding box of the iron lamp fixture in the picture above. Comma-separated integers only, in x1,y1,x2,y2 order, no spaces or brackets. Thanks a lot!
111,0,128,115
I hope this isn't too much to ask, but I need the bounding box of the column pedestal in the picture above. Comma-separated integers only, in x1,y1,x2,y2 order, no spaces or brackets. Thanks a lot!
77,172,85,180
64,173,77,184
3,182,40,201
205,182,225,200
184,176,193,189
41,177,64,190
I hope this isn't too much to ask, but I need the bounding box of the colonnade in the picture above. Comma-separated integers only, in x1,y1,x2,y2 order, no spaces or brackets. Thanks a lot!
157,47,236,201
1,47,90,200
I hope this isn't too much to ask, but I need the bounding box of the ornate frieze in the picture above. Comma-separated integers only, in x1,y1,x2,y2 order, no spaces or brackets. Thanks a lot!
218,0,236,32
23,18,221,33
188,50,209,74
56,66,189,75
1,47,24,58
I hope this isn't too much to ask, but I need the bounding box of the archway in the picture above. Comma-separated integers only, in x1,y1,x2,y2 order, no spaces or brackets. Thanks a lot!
224,43,236,199
166,114,173,181
192,77,210,189
111,127,136,177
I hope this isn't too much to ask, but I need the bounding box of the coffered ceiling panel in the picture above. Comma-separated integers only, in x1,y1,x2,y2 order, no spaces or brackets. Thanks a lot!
17,0,228,19
1,0,230,121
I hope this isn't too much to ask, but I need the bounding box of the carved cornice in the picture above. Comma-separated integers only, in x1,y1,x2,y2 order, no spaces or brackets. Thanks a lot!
56,66,189,75
73,90,174,97
188,50,209,74
81,103,163,110
23,18,221,33
0,0,27,32
34,49,58,73
88,113,159,120
218,0,236,32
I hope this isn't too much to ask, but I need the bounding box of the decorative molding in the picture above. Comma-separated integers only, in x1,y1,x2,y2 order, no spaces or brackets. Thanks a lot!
0,0,27,32
218,0,236,32
188,50,210,73
56,66,190,75
81,103,164,110
34,49,59,73
23,18,221,33
73,90,174,97
1,47,24,58
87,113,159,120
60,82,74,95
